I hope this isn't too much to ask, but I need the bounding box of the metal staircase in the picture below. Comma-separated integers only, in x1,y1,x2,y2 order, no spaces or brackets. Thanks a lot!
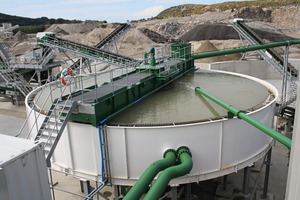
34,95,78,167
0,41,10,60
0,40,32,97
39,46,55,66
95,23,130,49
37,34,140,68
231,19,298,108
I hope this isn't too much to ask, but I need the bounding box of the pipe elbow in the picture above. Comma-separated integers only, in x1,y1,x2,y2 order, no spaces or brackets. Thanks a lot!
177,146,193,174
177,146,192,157
195,86,201,92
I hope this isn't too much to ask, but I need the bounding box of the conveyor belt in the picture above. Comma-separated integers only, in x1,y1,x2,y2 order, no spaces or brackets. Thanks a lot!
232,19,298,78
95,23,130,49
38,35,140,67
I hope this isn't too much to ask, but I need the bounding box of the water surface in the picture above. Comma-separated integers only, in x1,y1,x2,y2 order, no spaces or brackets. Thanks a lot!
108,70,270,125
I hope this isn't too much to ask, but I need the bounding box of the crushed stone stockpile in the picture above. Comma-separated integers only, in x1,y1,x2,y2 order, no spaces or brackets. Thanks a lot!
180,24,240,41
180,24,296,42
192,40,241,63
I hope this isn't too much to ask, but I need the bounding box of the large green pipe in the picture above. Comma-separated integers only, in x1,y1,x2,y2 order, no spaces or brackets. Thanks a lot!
123,149,177,200
195,87,292,149
143,146,193,200
193,40,300,59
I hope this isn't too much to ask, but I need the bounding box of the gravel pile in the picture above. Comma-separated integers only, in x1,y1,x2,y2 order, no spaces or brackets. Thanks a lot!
180,23,295,42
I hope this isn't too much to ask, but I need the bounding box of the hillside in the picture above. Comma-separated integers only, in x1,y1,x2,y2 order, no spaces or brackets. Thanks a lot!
0,13,82,26
156,0,300,19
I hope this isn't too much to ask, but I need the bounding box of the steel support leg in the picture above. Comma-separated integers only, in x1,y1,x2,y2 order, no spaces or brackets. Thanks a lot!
37,70,41,86
80,179,91,196
223,175,228,191
263,148,272,198
170,186,177,200
243,166,251,199
48,168,56,200
114,185,120,199
185,183,191,199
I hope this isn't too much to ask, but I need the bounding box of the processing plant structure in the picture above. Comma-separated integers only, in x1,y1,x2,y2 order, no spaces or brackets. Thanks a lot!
1,19,299,200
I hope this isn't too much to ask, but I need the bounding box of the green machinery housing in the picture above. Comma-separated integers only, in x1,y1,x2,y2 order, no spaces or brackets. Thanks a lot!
67,43,194,126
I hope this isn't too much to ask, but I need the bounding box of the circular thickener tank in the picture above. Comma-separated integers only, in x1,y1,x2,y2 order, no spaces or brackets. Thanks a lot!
26,69,277,185
104,70,276,185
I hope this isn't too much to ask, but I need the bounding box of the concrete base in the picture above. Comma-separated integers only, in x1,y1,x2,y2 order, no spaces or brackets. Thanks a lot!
256,191,274,200
215,184,242,200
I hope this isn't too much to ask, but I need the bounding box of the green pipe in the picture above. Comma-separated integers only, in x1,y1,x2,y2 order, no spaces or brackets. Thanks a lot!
143,146,193,200
192,40,300,59
123,149,177,200
195,87,292,149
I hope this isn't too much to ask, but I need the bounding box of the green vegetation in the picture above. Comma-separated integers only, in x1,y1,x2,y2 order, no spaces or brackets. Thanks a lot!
0,13,81,26
0,13,82,34
13,25,46,34
156,0,300,19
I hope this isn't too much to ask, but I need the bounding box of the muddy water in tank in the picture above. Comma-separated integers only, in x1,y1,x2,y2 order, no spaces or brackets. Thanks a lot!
108,70,270,125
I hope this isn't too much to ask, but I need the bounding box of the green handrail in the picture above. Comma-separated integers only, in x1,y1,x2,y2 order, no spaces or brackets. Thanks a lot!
143,146,193,200
123,149,177,200
195,87,292,149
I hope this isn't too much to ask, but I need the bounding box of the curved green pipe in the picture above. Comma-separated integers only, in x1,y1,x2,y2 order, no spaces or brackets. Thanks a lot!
192,40,300,60
195,87,292,149
143,146,193,200
123,149,177,200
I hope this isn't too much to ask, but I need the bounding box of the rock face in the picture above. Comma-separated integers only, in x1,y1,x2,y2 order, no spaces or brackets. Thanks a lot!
234,7,272,22
272,5,300,32
138,28,171,43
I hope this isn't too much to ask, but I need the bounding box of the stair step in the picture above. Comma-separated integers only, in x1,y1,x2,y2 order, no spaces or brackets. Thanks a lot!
40,133,57,140
56,108,72,114
43,127,58,134
41,128,58,135
60,115,67,121
57,104,72,110
44,146,51,154
47,117,62,123
44,140,52,147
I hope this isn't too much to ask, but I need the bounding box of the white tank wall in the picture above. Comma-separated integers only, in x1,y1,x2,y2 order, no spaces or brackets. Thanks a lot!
48,98,275,185
52,122,101,179
196,59,300,79
25,70,278,185
211,60,282,79
107,104,274,185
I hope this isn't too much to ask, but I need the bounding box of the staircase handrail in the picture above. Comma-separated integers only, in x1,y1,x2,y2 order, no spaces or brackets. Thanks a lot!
16,76,59,138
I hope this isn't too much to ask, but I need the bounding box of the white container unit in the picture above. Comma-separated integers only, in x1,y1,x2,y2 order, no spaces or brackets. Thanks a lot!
0,134,51,200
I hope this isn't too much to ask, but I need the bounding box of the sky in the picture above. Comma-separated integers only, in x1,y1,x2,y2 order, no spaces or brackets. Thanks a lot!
1,0,244,23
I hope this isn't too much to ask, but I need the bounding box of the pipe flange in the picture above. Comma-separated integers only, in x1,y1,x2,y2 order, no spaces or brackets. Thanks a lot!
163,149,176,158
177,146,192,157
236,110,245,119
